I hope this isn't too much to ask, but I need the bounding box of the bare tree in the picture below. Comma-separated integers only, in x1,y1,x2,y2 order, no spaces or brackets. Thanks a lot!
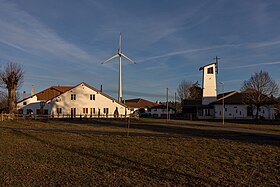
177,80,193,101
177,80,202,101
0,62,24,114
241,71,279,119
275,97,280,119
189,81,202,100
0,91,8,111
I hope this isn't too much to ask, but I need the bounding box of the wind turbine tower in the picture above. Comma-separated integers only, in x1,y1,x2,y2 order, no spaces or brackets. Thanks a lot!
101,33,136,102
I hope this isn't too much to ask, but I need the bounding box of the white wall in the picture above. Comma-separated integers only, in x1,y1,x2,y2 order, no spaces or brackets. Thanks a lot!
149,108,175,118
50,83,128,118
17,95,38,111
214,104,275,119
17,95,51,115
202,64,217,105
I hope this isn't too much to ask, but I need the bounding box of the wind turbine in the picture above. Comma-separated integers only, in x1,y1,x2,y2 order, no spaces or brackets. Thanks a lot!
101,32,137,102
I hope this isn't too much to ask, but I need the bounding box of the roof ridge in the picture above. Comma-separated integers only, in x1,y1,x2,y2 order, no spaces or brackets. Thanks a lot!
215,91,239,102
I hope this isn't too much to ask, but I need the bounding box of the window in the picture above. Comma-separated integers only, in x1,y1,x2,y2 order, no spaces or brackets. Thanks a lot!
23,102,27,105
225,108,227,112
90,94,95,100
247,106,253,116
57,108,62,114
18,109,23,114
83,108,88,114
26,109,32,114
90,108,95,114
104,108,109,114
71,94,76,100
207,67,214,74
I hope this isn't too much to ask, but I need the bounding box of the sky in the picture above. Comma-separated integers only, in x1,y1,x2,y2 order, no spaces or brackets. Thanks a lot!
1,0,280,101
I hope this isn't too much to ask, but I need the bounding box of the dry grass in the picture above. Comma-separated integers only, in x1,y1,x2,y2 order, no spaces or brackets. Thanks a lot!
0,119,279,186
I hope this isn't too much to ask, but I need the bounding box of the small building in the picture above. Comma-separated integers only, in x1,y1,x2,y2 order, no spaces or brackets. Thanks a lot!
124,98,159,115
181,99,202,119
148,105,176,118
211,91,276,120
17,82,129,118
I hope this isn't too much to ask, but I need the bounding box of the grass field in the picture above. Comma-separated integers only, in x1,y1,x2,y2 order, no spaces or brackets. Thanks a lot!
0,119,279,186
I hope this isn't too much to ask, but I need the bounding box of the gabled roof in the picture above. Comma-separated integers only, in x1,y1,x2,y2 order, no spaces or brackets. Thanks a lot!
150,104,175,110
52,86,73,93
18,86,74,103
199,63,216,71
18,82,127,108
81,82,127,107
124,98,159,109
182,99,202,107
211,91,243,105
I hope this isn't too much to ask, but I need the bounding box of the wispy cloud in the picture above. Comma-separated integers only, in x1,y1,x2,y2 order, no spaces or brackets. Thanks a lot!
138,44,239,63
247,40,280,48
221,61,280,70
0,1,97,65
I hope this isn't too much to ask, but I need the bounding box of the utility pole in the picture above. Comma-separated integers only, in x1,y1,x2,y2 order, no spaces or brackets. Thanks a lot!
166,88,169,122
214,56,220,74
219,82,225,125
174,92,177,115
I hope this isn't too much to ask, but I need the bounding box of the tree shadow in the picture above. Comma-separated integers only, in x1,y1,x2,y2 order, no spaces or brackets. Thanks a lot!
67,119,280,147
10,129,219,186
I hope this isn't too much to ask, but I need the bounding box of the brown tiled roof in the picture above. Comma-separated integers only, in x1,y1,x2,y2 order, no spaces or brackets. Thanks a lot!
124,98,159,109
19,86,73,102
36,86,73,101
18,82,127,107
52,86,73,93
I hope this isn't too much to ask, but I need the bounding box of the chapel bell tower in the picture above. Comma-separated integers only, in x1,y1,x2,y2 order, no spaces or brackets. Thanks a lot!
199,58,218,105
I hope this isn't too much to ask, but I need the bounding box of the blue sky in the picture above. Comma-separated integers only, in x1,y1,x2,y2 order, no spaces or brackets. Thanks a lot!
1,0,280,101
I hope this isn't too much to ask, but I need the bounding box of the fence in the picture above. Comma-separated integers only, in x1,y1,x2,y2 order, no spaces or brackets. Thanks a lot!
0,112,139,121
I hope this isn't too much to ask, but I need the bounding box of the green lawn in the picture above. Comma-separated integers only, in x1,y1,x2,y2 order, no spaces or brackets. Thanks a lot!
0,119,279,186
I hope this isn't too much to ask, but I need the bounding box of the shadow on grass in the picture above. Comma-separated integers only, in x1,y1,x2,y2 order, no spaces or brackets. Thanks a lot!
9,129,218,186
60,119,280,147
2,119,280,147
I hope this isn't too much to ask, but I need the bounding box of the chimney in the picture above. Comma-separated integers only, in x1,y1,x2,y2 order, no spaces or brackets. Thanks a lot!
100,85,103,92
23,91,26,99
31,85,35,96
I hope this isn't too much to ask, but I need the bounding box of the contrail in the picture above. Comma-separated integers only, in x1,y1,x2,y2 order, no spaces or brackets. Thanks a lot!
138,44,239,63
221,61,280,70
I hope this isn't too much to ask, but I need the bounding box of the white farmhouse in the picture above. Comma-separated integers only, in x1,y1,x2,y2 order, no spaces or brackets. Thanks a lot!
17,82,128,118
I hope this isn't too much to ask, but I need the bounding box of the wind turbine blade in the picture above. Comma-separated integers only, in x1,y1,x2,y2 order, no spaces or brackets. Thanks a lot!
118,32,122,53
100,54,119,64
120,53,137,64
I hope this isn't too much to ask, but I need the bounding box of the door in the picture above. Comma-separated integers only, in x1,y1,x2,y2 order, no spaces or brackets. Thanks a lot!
71,108,76,118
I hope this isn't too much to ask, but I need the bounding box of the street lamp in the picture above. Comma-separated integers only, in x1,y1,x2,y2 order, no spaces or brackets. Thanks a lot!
219,82,225,125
